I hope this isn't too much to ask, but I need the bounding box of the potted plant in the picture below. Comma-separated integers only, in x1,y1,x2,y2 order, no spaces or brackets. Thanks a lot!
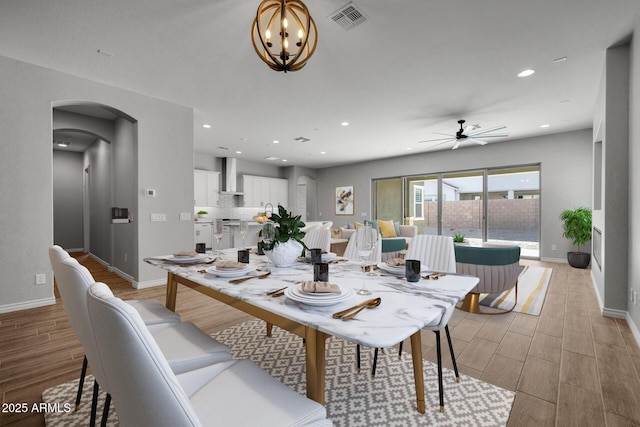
262,205,307,267
560,207,592,268
453,233,466,244
197,210,208,219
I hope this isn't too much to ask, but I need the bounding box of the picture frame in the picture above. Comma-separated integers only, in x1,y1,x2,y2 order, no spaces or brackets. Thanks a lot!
335,185,354,215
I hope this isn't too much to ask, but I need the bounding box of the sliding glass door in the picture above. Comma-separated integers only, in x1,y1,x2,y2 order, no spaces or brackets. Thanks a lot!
404,175,438,235
441,170,484,241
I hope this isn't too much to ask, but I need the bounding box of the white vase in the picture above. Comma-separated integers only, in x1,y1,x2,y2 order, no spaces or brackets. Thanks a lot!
266,240,303,267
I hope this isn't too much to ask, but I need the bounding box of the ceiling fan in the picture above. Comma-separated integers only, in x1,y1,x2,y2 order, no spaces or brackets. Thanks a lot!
419,119,508,150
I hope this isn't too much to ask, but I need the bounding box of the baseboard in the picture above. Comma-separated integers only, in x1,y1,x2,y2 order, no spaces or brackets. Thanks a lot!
89,253,110,269
540,256,567,263
0,296,56,314
110,267,134,284
132,279,167,289
602,307,627,319
626,312,640,350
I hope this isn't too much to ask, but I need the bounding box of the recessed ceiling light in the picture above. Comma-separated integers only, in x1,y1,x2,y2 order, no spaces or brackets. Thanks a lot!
341,122,349,126
264,156,279,161
273,140,280,144
517,69,535,77
282,159,288,162
406,147,412,150
202,124,212,129
540,124,550,128
320,151,326,154
235,151,242,154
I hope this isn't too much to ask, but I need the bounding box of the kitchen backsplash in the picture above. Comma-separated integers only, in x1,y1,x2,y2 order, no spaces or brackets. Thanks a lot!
195,193,274,220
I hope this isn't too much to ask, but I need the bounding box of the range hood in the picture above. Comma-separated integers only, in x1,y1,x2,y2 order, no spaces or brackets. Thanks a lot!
220,157,244,195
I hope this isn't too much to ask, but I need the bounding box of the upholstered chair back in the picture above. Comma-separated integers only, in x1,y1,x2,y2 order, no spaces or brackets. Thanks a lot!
405,235,456,273
86,283,202,427
303,227,332,253
454,245,521,294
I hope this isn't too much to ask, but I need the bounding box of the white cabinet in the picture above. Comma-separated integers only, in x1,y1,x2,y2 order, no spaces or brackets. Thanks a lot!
194,223,213,249
241,175,288,208
194,170,220,207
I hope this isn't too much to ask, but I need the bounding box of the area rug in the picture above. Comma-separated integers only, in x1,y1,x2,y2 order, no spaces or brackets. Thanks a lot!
480,265,552,315
43,319,515,426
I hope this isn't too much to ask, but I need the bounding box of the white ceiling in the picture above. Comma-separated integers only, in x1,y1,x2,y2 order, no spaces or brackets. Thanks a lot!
1,0,638,167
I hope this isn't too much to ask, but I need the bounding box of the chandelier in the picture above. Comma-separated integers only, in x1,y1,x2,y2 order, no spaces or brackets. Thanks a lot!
251,0,318,72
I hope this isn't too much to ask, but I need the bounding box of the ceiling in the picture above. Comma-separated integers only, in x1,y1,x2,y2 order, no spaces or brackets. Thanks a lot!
1,0,638,167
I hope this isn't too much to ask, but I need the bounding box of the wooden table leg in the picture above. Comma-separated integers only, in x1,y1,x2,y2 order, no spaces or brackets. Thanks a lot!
165,272,178,311
304,327,328,405
410,331,426,413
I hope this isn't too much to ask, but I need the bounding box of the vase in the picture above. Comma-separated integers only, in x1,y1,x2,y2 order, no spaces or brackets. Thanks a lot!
266,240,303,267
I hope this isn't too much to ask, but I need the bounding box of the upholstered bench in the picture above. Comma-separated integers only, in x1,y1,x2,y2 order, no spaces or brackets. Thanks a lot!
454,244,521,314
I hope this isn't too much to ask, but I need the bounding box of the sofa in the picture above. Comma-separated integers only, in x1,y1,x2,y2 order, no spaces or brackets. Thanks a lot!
334,220,417,260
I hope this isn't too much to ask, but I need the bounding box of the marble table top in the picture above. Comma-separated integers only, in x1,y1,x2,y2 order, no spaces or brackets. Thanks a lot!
145,250,479,348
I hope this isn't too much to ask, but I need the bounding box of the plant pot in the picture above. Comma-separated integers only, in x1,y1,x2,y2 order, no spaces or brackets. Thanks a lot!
266,240,303,267
567,252,590,269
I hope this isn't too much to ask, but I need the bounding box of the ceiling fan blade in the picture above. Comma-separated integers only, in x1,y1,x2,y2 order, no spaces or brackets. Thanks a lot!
469,125,506,136
418,137,455,143
467,137,488,145
452,140,462,150
462,125,474,135
432,132,456,137
426,139,456,148
471,133,509,139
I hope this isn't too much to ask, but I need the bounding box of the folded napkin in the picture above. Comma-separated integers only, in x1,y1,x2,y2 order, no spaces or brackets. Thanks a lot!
174,251,197,257
215,260,246,269
386,257,406,266
301,281,341,294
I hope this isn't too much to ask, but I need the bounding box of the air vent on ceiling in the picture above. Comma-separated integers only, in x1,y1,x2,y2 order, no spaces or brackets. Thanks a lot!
294,136,311,143
329,2,368,31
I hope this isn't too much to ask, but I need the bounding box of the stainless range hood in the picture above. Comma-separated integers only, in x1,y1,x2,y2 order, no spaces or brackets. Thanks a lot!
220,157,244,195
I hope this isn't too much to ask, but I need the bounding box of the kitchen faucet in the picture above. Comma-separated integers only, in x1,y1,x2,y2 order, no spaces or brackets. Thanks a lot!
265,203,274,217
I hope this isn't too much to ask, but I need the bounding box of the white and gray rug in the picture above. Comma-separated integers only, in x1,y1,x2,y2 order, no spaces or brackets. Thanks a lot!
43,319,514,426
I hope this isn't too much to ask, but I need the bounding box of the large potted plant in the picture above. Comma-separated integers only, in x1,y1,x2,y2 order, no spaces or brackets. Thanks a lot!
560,207,592,268
262,205,307,267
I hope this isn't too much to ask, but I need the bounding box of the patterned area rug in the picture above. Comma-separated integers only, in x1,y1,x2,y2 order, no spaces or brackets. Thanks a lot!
480,265,553,316
43,319,514,426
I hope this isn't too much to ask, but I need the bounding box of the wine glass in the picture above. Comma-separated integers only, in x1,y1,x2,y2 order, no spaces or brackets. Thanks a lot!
356,224,374,295
239,220,249,248
367,230,379,276
213,219,224,255
262,222,276,271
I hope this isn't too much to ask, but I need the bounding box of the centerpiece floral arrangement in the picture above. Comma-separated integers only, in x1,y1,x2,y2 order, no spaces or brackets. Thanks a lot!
261,204,307,251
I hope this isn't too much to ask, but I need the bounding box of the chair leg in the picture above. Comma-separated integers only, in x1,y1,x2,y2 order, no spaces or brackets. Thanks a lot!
100,393,111,427
398,341,403,360
75,355,88,410
444,325,460,382
90,380,99,427
356,344,361,373
371,348,378,379
435,330,444,413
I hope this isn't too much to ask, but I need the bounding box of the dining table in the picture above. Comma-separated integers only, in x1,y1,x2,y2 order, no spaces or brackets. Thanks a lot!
145,249,479,414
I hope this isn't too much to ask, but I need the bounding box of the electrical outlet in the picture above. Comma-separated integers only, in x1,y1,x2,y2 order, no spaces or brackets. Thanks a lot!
35,274,46,285
179,212,191,221
551,244,557,250
151,213,166,222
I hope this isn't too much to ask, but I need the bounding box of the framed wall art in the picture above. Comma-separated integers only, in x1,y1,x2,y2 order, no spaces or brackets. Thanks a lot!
335,185,354,215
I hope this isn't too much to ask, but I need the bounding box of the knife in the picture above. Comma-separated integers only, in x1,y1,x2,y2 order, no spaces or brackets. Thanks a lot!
229,271,271,284
332,298,379,319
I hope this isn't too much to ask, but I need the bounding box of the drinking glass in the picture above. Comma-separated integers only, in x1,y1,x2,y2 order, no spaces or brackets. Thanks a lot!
356,224,374,295
213,219,224,254
262,222,276,271
239,220,249,248
366,231,379,276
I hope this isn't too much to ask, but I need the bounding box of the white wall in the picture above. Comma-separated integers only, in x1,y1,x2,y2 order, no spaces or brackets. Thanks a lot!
316,129,593,261
0,54,194,312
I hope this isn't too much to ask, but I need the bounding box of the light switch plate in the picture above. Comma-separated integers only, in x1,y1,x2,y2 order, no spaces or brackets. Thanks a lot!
151,213,166,222
180,212,192,221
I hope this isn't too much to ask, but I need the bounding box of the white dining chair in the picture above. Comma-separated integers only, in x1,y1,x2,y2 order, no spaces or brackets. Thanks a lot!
51,251,232,425
86,282,333,427
303,227,332,254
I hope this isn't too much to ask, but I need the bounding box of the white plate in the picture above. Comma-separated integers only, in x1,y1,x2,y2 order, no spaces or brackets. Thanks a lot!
296,286,345,298
166,255,209,264
285,286,355,306
303,252,338,263
205,265,255,278
377,262,429,275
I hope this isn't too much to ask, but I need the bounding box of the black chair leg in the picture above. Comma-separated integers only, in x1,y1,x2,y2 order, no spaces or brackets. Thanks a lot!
100,393,111,427
444,325,460,382
90,380,99,427
75,355,88,410
435,330,444,413
371,348,379,379
356,344,361,373
398,341,403,360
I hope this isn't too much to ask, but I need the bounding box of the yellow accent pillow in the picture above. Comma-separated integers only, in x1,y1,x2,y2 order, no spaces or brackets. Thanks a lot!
379,220,397,238
353,221,364,229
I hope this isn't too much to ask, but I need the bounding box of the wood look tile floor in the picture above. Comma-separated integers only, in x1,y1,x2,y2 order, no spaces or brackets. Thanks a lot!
1,255,639,426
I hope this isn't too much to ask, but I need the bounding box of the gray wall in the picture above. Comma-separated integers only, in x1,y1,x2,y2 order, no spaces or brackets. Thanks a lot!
52,150,84,250
0,54,193,312
316,129,593,262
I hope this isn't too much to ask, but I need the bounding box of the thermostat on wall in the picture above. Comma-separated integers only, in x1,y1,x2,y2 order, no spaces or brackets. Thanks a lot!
145,188,156,197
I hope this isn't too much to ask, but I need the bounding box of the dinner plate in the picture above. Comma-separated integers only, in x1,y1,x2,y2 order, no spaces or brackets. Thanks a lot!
377,262,429,275
205,265,255,278
166,255,209,264
297,286,345,298
285,286,355,306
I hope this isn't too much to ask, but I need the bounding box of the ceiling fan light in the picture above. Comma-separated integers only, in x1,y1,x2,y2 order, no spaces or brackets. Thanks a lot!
517,69,535,78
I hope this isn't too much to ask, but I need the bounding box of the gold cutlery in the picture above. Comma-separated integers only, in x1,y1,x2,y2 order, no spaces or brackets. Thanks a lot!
338,298,382,320
422,272,446,280
229,271,271,284
266,286,288,296
270,291,285,297
332,298,381,319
